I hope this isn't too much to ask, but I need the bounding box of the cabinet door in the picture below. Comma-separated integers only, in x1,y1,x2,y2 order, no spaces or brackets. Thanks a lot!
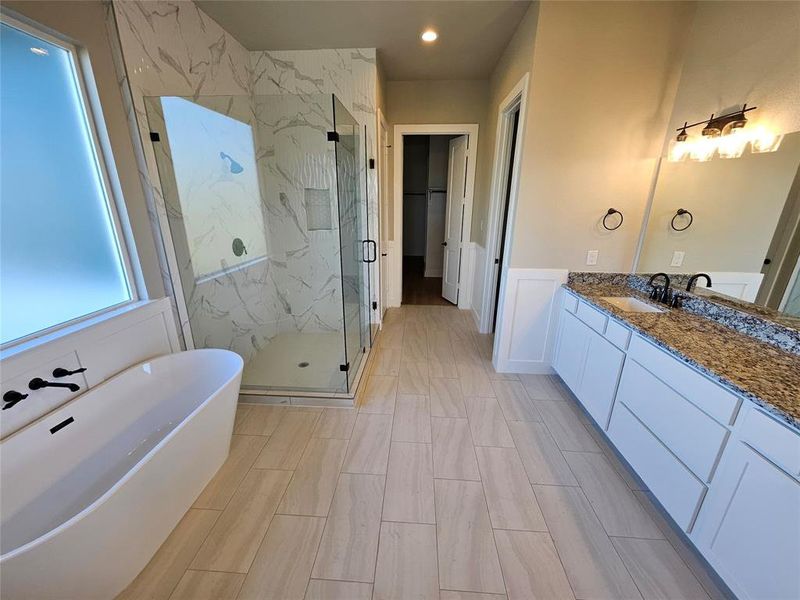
693,440,800,600
553,311,590,393
577,331,624,429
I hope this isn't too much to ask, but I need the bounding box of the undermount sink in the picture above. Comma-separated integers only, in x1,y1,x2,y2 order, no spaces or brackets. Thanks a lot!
600,296,664,313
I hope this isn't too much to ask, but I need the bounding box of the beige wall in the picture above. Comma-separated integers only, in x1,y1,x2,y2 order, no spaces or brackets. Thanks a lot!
4,0,165,298
472,2,539,246
507,0,694,270
664,1,800,143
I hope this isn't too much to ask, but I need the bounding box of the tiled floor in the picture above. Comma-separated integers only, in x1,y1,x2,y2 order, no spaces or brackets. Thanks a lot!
119,304,726,600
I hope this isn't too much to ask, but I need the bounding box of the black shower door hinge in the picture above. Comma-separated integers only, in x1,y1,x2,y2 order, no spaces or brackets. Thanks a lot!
149,132,160,142
327,131,340,142
372,301,378,310
339,362,350,372
369,158,375,169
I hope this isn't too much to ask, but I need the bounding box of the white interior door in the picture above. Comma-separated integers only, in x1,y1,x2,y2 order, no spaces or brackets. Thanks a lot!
442,135,467,304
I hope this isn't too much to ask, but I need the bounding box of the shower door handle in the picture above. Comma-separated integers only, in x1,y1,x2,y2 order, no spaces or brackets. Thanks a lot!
363,240,377,263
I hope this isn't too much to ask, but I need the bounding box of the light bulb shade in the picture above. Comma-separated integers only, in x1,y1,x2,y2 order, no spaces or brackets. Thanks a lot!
717,130,748,159
689,135,717,161
750,126,783,153
668,139,690,162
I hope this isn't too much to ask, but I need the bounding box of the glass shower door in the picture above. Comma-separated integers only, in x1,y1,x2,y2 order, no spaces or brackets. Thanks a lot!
332,96,370,387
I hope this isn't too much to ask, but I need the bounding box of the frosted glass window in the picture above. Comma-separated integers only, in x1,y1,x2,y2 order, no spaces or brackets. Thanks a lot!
0,22,132,346
160,97,267,280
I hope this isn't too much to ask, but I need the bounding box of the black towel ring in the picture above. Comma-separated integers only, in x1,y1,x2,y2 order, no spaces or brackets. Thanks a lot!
671,208,693,231
602,208,623,231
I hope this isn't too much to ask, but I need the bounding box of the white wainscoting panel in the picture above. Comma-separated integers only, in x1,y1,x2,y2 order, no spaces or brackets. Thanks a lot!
470,243,487,329
0,299,179,439
458,241,475,311
492,268,569,374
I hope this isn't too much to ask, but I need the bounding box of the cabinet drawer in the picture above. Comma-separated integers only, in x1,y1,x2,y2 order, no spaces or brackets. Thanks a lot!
628,335,741,425
604,318,631,350
576,300,607,334
739,406,800,476
618,360,729,481
563,291,579,314
608,403,706,531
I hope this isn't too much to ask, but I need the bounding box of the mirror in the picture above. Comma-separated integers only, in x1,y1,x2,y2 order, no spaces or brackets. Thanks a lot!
637,130,800,321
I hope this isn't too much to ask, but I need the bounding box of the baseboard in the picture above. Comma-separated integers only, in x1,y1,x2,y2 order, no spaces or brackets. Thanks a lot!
493,268,568,374
471,307,481,330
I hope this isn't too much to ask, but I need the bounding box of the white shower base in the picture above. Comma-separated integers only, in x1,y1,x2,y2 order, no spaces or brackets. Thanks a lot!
242,332,349,393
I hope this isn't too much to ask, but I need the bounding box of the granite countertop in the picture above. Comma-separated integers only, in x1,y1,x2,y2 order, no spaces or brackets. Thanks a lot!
565,281,800,429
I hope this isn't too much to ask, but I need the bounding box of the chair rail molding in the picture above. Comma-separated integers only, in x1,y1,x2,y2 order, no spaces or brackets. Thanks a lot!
493,268,569,374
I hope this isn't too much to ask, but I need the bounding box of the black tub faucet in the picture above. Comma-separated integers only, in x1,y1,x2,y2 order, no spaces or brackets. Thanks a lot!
28,378,80,393
648,272,672,304
686,273,713,292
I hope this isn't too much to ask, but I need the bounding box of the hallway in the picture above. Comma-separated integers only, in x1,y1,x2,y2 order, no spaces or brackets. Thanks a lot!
119,304,722,600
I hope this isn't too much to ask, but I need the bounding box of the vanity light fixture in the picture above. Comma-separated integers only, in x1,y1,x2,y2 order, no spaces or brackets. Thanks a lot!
668,104,783,162
421,29,438,43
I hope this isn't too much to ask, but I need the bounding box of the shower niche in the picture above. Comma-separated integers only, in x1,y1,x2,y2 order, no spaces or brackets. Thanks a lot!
145,93,374,396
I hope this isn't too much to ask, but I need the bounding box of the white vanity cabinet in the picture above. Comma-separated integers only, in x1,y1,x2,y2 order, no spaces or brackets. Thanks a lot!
692,405,800,600
554,288,800,599
554,301,625,428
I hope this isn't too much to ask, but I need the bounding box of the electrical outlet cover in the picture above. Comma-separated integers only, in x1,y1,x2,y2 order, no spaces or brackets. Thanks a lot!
671,251,685,267
586,250,599,266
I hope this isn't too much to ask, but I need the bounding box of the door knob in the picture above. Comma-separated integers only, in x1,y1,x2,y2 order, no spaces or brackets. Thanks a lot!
441,242,447,246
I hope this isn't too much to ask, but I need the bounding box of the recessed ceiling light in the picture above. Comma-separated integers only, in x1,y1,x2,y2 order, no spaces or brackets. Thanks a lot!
421,29,438,43
30,47,49,56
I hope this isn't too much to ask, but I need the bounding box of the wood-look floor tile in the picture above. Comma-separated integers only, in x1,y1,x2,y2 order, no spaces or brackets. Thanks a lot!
494,530,575,600
402,331,429,359
234,404,285,436
536,400,600,453
430,378,467,417
484,359,519,381
378,322,404,349
428,331,455,363
305,580,373,600
312,473,384,582
563,451,662,539
237,515,325,600
519,374,571,401
465,396,514,448
492,380,543,422
435,479,505,594
508,421,578,486
359,375,398,414
342,413,393,475
632,491,727,600
233,404,253,432
313,408,357,439
398,361,430,395
458,363,495,397
431,417,480,481
392,394,432,443
374,522,440,600
168,570,244,600
278,437,349,516
429,359,460,378
534,485,642,600
440,593,507,600
611,537,709,600
118,509,219,600
191,469,292,573
475,447,547,531
372,347,402,376
193,435,267,510
383,442,435,524
253,411,319,469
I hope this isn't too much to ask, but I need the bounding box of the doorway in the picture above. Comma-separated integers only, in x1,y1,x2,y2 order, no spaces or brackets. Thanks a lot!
401,134,458,305
391,124,479,308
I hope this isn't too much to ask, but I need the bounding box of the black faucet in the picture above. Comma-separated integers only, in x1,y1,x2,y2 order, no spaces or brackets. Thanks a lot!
647,272,672,304
686,273,712,292
28,378,80,393
2,390,28,410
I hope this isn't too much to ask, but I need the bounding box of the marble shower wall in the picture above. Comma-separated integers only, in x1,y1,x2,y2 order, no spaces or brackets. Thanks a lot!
108,0,379,376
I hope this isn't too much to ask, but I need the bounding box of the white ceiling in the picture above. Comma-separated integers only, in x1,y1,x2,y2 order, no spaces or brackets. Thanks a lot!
195,0,533,80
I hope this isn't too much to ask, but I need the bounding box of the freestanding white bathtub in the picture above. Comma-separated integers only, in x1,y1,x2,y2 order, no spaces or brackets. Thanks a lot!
0,349,243,600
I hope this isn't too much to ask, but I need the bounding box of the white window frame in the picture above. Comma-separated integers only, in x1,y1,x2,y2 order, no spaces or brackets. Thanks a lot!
0,13,140,351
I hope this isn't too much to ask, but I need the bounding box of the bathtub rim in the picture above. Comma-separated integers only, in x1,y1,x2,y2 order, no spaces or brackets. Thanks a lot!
0,348,243,562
